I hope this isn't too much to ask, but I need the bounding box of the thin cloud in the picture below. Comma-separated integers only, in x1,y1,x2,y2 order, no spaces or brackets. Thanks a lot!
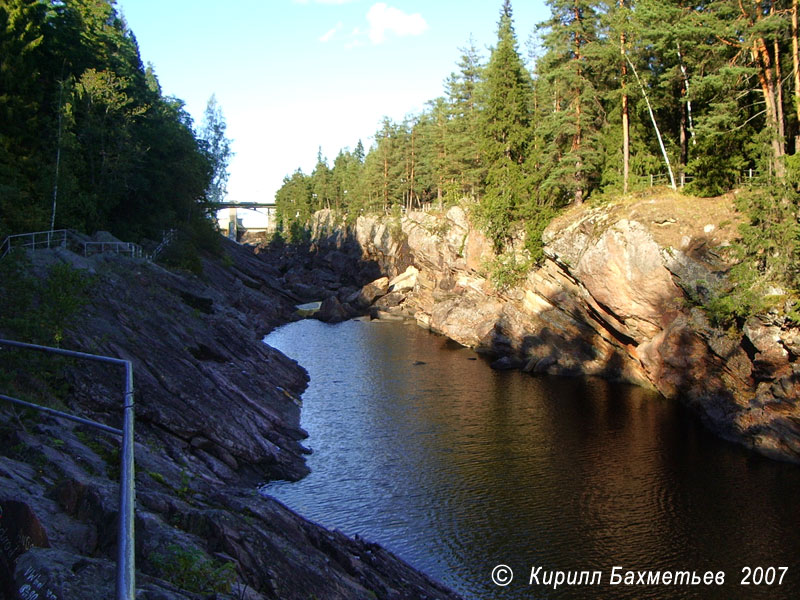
320,21,344,42
294,0,359,5
366,3,428,44
344,27,365,49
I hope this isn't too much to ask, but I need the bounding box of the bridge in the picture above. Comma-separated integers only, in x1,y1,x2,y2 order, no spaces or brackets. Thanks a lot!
211,201,276,241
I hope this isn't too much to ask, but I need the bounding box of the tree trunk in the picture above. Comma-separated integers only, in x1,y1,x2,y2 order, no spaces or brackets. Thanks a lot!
676,43,695,142
573,98,584,205
772,1,786,152
752,36,786,178
410,126,416,210
774,33,786,149
793,0,800,148
383,150,389,212
573,0,584,205
679,97,688,174
51,77,66,231
620,0,629,194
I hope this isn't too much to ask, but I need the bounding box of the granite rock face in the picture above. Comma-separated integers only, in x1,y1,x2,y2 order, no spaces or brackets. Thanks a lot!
308,195,800,464
0,238,463,600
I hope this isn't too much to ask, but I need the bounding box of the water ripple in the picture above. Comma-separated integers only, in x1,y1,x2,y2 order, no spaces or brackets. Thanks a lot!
262,319,800,600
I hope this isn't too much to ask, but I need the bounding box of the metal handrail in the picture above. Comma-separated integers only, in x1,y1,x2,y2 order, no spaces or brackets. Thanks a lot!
82,241,144,259
149,229,176,262
0,394,123,436
0,229,146,262
0,339,136,600
0,229,70,259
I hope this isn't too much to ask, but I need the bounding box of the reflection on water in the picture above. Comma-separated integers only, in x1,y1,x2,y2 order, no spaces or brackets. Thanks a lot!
262,319,800,599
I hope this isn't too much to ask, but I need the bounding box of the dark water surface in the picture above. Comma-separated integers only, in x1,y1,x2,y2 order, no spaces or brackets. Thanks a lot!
262,318,800,599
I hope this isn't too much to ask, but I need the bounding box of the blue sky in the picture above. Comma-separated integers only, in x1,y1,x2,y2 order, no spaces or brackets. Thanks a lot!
116,0,550,206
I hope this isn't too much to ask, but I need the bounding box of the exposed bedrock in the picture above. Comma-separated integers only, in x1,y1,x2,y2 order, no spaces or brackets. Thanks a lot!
307,194,800,464
0,237,462,600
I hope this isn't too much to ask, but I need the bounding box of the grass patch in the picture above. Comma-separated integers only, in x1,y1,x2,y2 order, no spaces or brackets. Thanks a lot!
0,253,94,409
149,544,236,594
76,431,121,481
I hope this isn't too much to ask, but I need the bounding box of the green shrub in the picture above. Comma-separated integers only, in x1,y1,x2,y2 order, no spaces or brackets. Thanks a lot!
159,219,223,275
702,185,799,325
486,254,530,292
149,544,236,594
0,253,93,345
523,204,559,265
0,255,93,406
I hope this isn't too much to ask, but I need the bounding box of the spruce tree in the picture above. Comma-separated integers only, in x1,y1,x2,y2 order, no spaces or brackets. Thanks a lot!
479,0,534,251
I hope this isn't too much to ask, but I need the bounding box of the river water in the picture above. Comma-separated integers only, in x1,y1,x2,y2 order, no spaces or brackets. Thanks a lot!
262,318,800,599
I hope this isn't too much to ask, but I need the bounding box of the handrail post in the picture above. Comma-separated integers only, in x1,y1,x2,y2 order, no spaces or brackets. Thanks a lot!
0,339,136,599
116,361,135,600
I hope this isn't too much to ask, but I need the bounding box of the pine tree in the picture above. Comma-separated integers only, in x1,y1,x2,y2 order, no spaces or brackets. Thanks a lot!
419,97,450,206
311,147,334,210
332,148,354,212
703,0,789,179
537,0,604,205
445,39,485,199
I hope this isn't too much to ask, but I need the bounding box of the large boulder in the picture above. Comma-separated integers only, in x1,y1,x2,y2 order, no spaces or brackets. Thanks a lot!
389,266,419,294
429,294,505,349
744,317,790,370
315,295,355,323
356,276,389,308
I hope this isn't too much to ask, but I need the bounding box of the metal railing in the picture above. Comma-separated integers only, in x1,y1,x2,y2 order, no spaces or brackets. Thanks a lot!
149,229,176,262
0,339,136,600
0,229,70,259
0,229,145,262
82,241,144,259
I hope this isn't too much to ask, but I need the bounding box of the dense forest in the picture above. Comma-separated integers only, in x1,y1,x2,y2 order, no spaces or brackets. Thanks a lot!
0,0,228,246
2,1,799,321
276,0,800,320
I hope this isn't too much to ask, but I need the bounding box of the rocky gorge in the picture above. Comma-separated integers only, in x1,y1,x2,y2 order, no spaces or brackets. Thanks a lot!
293,190,800,465
0,238,461,600
4,188,800,599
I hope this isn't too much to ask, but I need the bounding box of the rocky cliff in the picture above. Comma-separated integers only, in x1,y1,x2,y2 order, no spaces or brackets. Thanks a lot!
308,191,800,464
0,238,461,600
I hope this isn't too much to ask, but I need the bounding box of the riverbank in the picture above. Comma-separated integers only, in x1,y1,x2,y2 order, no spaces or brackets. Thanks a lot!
0,238,462,599
297,190,800,464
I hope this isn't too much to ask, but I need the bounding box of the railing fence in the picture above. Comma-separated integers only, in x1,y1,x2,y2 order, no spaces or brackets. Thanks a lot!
639,169,773,189
0,229,176,262
0,339,136,600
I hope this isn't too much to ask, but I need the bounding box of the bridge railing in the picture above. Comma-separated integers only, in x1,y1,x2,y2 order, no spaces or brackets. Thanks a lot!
0,338,136,600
